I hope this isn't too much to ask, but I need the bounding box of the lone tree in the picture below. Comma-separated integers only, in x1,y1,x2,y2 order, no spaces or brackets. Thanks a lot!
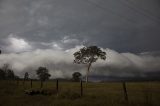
36,67,51,88
73,46,106,82
72,72,82,82
36,67,51,81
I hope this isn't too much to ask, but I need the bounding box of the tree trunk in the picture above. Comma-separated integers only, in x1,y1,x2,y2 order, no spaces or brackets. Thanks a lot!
86,63,92,83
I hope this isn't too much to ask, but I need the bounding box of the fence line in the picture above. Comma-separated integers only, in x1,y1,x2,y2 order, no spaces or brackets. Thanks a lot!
15,79,159,103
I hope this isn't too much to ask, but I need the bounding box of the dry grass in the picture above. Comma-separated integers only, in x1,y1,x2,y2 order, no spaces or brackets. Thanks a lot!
0,80,160,106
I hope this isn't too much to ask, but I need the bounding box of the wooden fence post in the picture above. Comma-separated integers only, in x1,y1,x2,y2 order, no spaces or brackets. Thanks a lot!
41,80,43,88
17,79,19,86
31,79,32,88
56,79,59,94
23,79,25,86
80,80,83,96
122,82,128,102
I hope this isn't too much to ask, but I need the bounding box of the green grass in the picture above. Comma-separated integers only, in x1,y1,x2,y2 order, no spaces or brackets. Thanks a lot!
0,80,160,106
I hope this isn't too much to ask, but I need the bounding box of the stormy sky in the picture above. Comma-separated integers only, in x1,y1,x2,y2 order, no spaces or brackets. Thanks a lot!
0,0,160,79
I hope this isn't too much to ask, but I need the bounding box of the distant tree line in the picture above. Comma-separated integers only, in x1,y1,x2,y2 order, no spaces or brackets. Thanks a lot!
0,64,19,80
0,46,106,83
0,64,83,82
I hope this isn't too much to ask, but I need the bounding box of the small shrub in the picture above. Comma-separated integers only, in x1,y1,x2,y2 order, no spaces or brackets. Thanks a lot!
24,89,57,96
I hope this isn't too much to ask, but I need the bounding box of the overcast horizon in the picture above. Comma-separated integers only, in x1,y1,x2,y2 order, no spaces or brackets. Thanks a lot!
0,0,160,79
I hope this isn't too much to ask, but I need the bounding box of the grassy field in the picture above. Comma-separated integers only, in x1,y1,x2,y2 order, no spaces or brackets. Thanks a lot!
0,80,160,106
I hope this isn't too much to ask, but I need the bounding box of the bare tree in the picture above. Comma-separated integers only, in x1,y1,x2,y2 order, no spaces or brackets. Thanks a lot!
24,72,29,80
2,64,10,74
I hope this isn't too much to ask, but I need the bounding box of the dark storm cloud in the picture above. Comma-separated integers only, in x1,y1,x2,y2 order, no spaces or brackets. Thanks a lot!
0,0,160,53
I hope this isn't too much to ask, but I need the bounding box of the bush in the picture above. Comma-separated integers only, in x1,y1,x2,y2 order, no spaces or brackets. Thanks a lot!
24,89,57,96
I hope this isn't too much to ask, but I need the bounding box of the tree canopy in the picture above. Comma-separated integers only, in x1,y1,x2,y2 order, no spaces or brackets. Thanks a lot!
36,67,51,81
72,72,82,82
74,46,106,64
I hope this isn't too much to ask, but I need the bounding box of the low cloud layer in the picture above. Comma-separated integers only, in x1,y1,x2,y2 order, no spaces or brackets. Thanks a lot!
0,46,160,79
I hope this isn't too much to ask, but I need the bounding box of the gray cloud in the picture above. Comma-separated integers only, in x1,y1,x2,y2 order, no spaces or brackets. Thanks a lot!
0,0,160,79
0,0,160,53
0,46,160,78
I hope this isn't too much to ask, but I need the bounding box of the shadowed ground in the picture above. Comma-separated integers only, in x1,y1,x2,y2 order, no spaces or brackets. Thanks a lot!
0,80,160,106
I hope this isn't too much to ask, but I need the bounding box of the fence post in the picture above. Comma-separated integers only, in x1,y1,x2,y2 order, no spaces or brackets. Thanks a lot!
122,82,128,102
31,79,32,88
56,79,59,94
23,78,25,86
41,80,43,88
17,79,19,86
80,80,83,96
